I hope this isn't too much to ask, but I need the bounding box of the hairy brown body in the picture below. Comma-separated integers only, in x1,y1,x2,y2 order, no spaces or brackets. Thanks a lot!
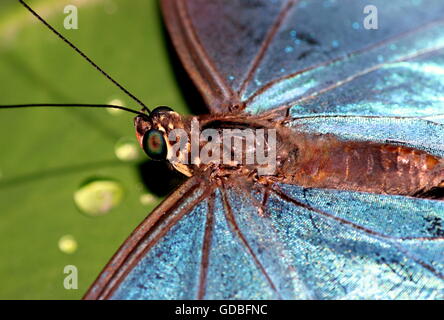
280,133,444,197
201,114,444,198
135,111,444,199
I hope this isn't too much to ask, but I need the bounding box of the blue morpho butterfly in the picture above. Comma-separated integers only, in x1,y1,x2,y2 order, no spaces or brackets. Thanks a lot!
5,0,444,299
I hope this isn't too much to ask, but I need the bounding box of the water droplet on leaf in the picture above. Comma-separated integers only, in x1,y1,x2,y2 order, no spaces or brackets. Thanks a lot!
140,193,157,206
115,137,140,161
74,179,124,216
58,235,78,254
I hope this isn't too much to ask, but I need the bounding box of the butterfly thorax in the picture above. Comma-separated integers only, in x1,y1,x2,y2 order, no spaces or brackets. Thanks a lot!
135,109,299,179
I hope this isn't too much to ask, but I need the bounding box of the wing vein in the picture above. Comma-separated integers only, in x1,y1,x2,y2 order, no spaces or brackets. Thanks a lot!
263,44,444,117
246,17,444,106
271,186,444,280
102,185,211,299
197,193,216,299
176,0,237,107
84,177,212,299
221,185,283,299
238,0,298,96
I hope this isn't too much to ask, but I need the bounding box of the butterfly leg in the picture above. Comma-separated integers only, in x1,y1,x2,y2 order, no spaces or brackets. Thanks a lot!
258,187,270,217
235,183,270,218
246,170,282,217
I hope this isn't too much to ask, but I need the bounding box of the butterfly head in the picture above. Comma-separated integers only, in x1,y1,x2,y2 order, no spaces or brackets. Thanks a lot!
134,106,193,176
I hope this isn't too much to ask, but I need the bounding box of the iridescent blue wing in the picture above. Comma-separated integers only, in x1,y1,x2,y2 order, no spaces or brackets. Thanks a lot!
162,0,444,117
223,184,444,299
84,177,208,299
161,0,287,112
244,0,444,117
84,0,444,299
85,180,444,299
108,188,284,300
292,115,444,157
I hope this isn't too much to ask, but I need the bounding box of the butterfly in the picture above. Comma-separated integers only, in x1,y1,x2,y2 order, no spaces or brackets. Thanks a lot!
85,0,444,299
3,0,444,299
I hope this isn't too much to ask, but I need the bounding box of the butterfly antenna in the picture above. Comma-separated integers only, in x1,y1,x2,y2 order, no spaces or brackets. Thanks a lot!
18,0,151,113
0,103,148,117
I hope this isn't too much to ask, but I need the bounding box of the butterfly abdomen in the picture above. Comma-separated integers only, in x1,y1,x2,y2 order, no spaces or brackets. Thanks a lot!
284,134,444,199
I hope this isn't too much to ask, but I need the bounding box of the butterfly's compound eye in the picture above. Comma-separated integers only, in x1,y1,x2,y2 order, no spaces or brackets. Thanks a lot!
151,106,174,115
143,129,168,160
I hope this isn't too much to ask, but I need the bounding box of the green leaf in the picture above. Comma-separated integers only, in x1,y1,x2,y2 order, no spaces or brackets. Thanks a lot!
0,0,190,299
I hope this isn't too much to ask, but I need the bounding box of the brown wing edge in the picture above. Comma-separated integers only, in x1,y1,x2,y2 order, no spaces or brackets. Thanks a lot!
83,176,205,300
161,0,240,113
